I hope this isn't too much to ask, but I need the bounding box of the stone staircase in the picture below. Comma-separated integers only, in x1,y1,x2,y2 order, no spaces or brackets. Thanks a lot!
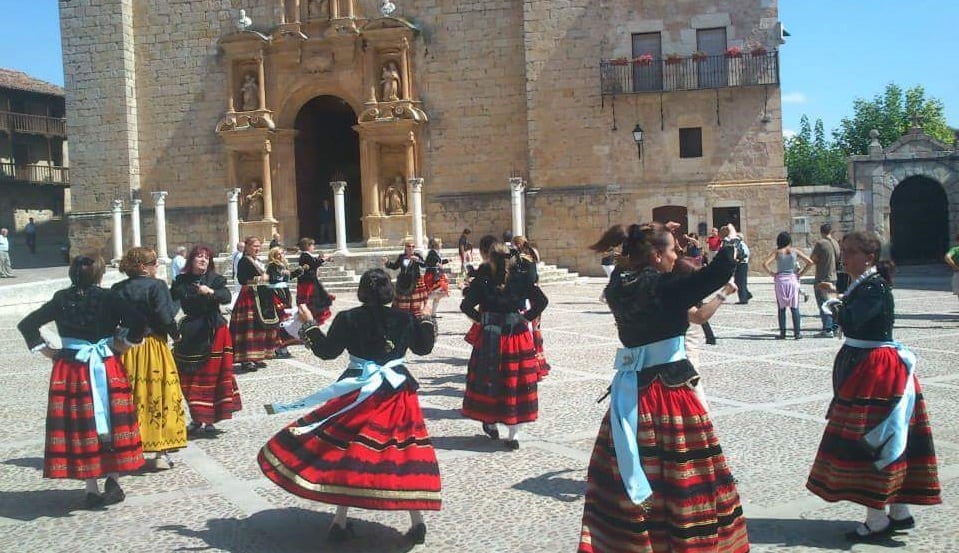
215,247,579,295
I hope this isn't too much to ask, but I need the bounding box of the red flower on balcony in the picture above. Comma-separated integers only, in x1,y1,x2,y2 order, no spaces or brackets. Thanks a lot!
609,57,630,66
664,53,683,65
633,53,654,66
724,46,743,58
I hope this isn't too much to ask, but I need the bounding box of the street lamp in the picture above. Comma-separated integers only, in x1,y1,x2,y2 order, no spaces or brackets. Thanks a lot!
632,123,644,159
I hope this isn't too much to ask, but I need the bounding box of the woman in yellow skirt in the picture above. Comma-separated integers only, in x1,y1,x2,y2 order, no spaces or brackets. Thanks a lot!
112,247,187,469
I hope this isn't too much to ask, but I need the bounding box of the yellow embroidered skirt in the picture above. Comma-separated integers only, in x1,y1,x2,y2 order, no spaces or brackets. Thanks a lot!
121,334,187,452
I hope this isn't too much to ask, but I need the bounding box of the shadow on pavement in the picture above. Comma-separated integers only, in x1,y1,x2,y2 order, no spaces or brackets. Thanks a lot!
512,469,584,503
0,488,89,520
430,434,510,453
746,517,908,550
419,407,463,421
157,507,417,553
2,457,43,470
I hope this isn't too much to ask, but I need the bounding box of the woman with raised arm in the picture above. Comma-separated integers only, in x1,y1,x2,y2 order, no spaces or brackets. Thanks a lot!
112,246,186,470
171,245,242,434
460,242,548,449
578,222,748,553
807,231,940,542
18,255,147,508
295,237,335,324
383,241,428,316
230,236,279,372
258,269,439,545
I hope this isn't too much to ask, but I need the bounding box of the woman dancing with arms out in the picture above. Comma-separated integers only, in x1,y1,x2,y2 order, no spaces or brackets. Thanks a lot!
578,222,748,553
460,242,548,449
18,255,147,507
171,245,242,434
258,269,440,545
295,237,335,324
807,231,940,542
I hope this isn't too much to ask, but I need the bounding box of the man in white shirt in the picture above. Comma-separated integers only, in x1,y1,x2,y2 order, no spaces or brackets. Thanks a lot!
169,246,188,281
228,241,245,311
0,228,13,277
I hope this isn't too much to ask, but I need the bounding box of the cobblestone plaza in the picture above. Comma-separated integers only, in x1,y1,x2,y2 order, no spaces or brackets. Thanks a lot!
1,275,957,552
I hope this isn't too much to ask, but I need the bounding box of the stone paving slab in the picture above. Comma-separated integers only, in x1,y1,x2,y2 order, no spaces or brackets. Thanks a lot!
2,277,959,552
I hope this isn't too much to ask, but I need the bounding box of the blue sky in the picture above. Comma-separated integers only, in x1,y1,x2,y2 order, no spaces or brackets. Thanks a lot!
1,1,957,139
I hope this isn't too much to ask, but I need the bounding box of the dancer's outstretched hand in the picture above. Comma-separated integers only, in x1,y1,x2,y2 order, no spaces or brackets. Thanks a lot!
297,303,315,324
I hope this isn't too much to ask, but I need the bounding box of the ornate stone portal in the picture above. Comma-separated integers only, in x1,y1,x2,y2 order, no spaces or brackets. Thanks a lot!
216,1,428,246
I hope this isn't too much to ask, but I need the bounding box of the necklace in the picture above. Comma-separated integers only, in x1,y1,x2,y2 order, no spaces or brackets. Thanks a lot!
843,265,878,297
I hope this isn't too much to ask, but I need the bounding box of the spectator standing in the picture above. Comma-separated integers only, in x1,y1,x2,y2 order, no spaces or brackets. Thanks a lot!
705,227,722,264
24,217,37,254
269,232,283,250
945,234,959,302
317,199,334,244
169,246,188,281
722,224,752,304
457,228,473,277
810,223,842,337
0,228,13,278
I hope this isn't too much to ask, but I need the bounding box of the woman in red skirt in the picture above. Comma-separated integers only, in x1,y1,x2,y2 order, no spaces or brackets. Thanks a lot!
17,255,147,508
578,223,747,553
171,245,242,434
295,237,335,325
384,242,429,316
230,236,279,372
460,241,548,449
259,268,439,545
424,237,450,315
808,231,940,542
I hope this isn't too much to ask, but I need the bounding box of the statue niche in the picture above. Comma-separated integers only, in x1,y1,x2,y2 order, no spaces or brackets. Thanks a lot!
240,73,259,111
242,179,264,221
380,62,401,102
383,175,407,215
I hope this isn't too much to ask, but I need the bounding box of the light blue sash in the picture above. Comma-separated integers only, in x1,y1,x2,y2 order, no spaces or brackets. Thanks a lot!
267,356,408,436
61,337,114,437
268,282,289,289
844,337,918,470
610,336,687,504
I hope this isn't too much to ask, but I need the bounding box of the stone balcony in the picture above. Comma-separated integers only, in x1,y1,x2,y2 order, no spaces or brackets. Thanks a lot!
600,50,780,95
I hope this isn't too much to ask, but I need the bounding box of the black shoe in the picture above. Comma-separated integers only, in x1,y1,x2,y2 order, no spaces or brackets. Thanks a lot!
504,439,520,450
775,334,786,340
103,477,125,505
794,334,803,340
481,423,499,440
406,523,427,544
187,421,202,434
889,516,915,530
274,349,292,359
84,492,105,509
845,520,895,543
327,521,355,543
240,362,257,372
254,361,268,368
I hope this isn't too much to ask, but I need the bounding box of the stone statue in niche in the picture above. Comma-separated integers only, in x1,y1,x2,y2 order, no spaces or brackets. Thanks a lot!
243,179,264,221
308,0,329,19
383,175,407,215
240,73,258,111
380,62,401,102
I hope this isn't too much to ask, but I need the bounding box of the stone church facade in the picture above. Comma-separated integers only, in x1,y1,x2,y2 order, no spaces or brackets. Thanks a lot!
60,0,788,274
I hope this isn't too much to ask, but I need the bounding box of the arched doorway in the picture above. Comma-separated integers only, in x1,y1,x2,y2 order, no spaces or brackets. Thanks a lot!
294,95,362,243
890,176,949,264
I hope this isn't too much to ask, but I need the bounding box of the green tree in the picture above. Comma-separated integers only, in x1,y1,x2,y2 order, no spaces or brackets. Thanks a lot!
785,115,847,186
833,83,952,155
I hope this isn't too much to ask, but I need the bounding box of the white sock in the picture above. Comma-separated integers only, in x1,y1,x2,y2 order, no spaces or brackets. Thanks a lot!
865,507,889,530
507,424,521,441
84,478,100,494
409,509,424,527
889,503,912,520
332,505,349,528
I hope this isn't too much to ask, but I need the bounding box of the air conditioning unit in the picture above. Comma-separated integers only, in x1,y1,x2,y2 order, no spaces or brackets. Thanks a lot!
792,216,809,234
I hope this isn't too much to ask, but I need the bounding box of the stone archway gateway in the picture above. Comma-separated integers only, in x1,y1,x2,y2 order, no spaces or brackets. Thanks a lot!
294,96,361,242
890,176,949,264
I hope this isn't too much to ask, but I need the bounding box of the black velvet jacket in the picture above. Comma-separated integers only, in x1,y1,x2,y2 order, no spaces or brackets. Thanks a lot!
111,275,179,339
171,270,231,329
301,305,435,367
836,272,894,341
297,252,326,282
605,246,736,347
235,256,263,286
18,286,147,349
460,270,548,322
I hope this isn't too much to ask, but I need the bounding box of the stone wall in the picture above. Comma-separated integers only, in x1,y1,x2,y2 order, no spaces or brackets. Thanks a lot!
425,190,512,249
788,186,858,250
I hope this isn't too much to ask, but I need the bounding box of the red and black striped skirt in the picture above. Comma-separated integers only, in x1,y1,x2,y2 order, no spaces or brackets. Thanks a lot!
229,286,278,363
178,325,243,425
295,279,333,325
258,383,441,511
530,317,551,381
44,356,145,480
578,380,748,553
423,271,449,296
806,346,941,508
462,318,540,425
393,279,430,316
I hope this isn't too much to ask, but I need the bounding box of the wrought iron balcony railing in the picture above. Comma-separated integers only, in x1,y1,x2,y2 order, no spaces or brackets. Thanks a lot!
0,162,70,185
0,110,67,136
600,51,779,95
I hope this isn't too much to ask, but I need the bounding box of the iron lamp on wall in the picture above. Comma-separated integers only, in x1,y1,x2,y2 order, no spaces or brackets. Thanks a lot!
632,124,644,159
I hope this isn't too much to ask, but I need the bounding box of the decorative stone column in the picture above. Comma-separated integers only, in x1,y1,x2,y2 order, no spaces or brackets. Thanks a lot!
509,177,526,237
111,199,124,265
409,177,425,250
261,142,276,221
256,56,267,111
130,198,142,247
331,181,349,254
152,191,170,264
227,187,241,254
